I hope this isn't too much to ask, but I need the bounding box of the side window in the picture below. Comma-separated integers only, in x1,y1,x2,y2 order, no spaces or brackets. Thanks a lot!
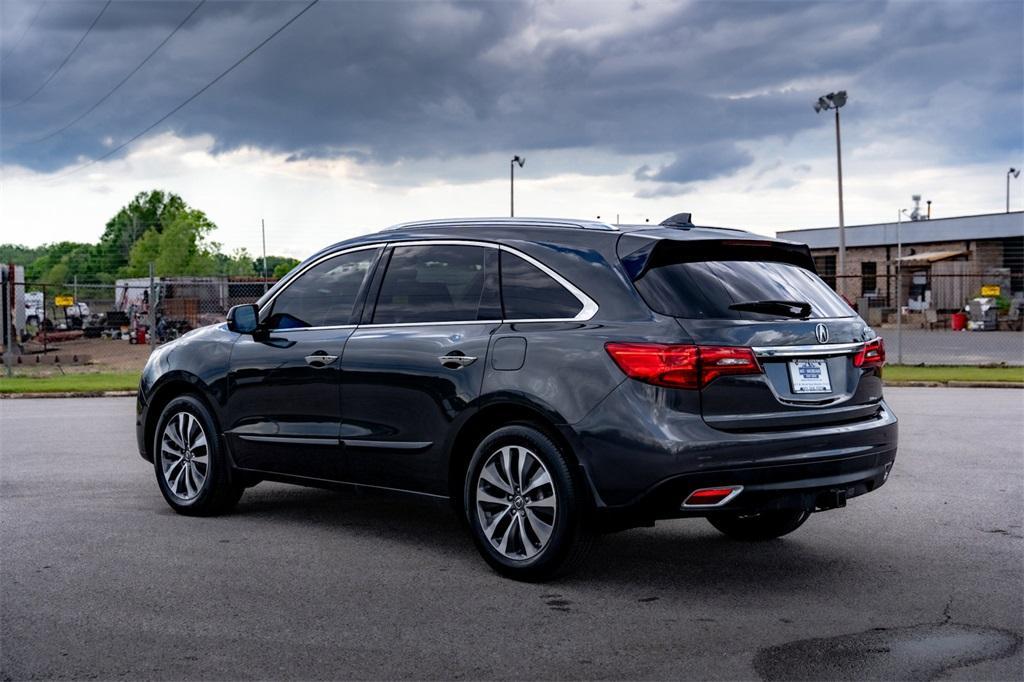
372,244,497,324
266,248,380,329
500,251,584,320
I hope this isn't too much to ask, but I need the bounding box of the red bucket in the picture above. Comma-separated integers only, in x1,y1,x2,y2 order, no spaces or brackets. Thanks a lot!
951,312,967,331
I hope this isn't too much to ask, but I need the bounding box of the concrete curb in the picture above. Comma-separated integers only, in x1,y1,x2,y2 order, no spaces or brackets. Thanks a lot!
0,390,138,399
884,381,1024,389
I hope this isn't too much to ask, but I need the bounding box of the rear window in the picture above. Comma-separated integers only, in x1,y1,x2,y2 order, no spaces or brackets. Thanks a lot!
632,242,854,320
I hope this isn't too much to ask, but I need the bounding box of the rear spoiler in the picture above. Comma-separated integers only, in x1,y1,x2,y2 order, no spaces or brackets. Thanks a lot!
617,237,816,281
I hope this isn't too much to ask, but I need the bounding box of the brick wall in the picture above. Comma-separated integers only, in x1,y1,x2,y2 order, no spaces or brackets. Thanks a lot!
808,238,1008,305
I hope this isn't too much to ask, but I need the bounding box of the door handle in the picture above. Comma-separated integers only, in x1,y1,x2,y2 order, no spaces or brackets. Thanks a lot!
304,353,338,367
439,354,477,368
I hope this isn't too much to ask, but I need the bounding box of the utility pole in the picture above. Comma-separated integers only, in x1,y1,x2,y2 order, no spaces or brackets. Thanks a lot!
148,262,156,349
261,218,268,292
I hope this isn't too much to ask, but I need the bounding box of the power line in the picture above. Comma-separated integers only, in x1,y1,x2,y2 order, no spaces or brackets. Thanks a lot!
53,0,320,180
27,0,206,144
1,1,47,63
2,0,111,110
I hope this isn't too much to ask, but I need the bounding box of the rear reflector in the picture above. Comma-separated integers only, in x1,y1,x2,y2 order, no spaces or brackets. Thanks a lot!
605,343,761,389
853,338,886,369
682,486,743,508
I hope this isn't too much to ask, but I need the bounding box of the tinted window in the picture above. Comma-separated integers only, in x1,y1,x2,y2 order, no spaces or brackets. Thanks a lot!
501,251,583,320
814,254,837,289
635,259,854,319
266,248,379,329
373,244,496,324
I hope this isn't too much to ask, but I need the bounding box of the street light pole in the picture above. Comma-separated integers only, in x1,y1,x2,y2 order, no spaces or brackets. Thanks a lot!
814,91,848,298
895,208,904,365
834,107,845,296
1008,167,1021,213
510,155,525,217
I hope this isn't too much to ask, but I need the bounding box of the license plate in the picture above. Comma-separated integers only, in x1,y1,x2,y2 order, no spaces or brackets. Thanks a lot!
788,359,832,394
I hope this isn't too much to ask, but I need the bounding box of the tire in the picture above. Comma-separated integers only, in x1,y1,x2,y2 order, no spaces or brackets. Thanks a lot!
153,395,243,516
707,509,811,541
464,424,594,581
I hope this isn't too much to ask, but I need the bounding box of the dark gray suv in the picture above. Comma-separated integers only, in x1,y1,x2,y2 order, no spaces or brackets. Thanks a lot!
136,214,897,580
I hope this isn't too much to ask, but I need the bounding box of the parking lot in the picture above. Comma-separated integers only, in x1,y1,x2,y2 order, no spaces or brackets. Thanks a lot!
1,388,1022,680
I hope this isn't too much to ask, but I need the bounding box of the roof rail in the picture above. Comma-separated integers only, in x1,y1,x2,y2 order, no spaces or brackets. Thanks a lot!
383,217,618,232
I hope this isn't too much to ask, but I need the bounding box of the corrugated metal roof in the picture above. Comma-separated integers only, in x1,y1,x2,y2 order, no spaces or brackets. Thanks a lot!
777,211,1024,249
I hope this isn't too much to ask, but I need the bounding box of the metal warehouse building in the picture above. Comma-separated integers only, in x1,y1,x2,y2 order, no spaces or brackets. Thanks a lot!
777,211,1024,314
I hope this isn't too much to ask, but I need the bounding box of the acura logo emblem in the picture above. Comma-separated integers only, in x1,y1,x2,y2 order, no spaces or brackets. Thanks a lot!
815,323,830,344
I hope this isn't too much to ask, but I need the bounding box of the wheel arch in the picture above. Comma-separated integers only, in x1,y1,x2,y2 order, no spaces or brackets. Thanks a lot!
143,373,221,462
445,397,592,513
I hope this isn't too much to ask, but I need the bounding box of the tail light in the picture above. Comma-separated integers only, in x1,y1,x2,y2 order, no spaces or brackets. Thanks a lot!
853,338,886,369
604,342,761,389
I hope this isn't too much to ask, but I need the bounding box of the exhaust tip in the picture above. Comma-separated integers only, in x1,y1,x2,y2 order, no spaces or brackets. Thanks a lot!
682,485,743,509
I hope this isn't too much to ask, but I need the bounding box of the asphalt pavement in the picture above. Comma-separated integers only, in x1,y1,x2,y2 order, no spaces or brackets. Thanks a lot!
1,389,1022,680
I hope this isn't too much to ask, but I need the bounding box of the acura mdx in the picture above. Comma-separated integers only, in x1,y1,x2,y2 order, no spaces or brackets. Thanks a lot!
136,214,898,580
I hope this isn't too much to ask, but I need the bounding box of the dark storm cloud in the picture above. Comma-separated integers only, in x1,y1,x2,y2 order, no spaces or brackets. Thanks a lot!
634,142,754,184
0,0,1021,191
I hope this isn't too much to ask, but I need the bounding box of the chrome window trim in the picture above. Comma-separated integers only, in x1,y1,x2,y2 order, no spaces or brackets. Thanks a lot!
262,324,358,333
358,320,501,329
497,244,598,322
752,341,866,358
259,238,600,331
258,243,384,321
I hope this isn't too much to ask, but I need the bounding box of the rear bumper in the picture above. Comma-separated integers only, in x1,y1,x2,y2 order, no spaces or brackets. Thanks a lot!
609,448,895,522
564,379,898,516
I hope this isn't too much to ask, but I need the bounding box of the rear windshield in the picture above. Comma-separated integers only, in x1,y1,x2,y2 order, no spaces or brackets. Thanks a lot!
633,250,855,320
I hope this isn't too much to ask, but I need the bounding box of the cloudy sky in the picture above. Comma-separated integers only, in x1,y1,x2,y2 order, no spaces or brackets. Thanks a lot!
1,0,1022,258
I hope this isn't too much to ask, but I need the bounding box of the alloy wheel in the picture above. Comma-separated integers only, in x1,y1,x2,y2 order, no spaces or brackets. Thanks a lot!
160,411,209,501
475,445,557,560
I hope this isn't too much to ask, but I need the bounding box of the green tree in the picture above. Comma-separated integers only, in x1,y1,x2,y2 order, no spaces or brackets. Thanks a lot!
22,242,94,282
0,243,48,265
271,258,300,279
124,210,218,276
97,190,189,273
217,248,256,276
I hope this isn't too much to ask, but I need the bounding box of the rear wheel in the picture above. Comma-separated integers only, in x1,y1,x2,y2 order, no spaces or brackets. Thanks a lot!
707,509,810,541
153,395,243,516
465,424,593,581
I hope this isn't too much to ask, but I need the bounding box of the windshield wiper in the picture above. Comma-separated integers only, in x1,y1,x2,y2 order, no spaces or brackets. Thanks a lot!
728,299,812,319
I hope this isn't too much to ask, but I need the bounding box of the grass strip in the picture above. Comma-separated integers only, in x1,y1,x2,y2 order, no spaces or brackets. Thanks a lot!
885,365,1024,383
0,371,140,394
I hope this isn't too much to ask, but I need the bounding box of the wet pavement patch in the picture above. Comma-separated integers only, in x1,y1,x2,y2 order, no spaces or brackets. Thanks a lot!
754,624,1021,681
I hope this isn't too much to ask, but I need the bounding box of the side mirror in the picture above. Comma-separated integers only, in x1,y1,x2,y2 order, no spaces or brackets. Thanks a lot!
227,304,259,334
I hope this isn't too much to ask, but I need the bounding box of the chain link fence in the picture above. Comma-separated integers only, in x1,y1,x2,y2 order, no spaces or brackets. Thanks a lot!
2,269,275,377
836,271,1023,366
3,267,1022,378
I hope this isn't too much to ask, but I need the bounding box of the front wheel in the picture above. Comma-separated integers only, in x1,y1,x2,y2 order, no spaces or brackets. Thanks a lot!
465,425,593,581
707,509,810,541
153,395,243,516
